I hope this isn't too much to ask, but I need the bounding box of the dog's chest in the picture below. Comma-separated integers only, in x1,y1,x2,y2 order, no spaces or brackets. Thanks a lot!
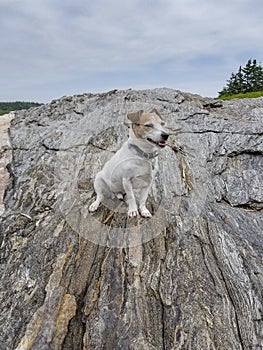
131,165,153,188
131,156,158,188
109,156,155,189
105,142,158,190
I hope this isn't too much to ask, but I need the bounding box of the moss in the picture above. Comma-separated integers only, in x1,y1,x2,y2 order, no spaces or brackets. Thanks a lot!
216,91,263,100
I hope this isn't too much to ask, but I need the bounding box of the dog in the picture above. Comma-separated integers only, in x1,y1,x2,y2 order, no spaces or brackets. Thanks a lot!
89,108,169,217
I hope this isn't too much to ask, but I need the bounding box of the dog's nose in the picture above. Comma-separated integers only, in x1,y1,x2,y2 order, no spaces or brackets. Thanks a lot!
161,132,169,140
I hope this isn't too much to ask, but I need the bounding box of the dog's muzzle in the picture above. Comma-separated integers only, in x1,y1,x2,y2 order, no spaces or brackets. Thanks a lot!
147,132,169,148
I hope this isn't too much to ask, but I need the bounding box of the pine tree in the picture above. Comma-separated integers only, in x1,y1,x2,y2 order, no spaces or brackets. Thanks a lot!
218,59,263,97
249,59,263,91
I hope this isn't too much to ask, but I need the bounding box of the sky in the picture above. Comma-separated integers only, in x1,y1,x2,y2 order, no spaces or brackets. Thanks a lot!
1,0,263,103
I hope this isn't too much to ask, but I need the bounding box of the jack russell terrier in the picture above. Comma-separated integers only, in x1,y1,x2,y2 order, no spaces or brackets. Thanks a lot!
89,108,169,217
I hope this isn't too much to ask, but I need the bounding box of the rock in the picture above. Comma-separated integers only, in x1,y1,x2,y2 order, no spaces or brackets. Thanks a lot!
0,112,14,215
0,88,262,349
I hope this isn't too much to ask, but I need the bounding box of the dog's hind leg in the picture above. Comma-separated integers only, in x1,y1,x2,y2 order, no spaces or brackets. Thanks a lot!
89,194,103,212
89,173,106,212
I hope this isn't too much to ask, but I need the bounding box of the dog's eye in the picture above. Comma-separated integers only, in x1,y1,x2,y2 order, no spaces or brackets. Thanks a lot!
144,124,153,128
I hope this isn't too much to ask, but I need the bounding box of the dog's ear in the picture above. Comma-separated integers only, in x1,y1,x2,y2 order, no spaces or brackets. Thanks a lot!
127,110,144,124
150,108,163,120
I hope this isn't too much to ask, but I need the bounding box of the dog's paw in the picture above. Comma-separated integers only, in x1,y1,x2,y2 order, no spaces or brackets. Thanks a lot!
140,207,152,218
89,202,99,212
128,209,139,217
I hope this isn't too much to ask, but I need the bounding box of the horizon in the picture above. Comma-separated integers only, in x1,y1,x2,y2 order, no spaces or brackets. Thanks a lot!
0,86,220,104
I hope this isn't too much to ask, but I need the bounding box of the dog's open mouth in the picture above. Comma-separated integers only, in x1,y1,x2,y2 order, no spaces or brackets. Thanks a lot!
147,138,167,148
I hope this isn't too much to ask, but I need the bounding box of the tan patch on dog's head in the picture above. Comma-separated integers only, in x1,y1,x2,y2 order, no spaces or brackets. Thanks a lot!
127,110,144,124
127,109,165,139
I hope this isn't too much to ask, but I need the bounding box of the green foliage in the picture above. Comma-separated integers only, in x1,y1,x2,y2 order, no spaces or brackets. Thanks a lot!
216,90,263,101
218,59,263,97
0,101,42,116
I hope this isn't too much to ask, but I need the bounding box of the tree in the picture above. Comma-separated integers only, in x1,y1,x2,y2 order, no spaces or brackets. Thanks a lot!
218,59,263,97
0,101,42,116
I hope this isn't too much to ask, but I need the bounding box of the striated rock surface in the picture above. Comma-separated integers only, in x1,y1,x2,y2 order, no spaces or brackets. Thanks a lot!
0,88,262,349
0,112,14,215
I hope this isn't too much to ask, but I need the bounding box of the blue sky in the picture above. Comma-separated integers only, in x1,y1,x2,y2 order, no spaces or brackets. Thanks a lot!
1,0,263,103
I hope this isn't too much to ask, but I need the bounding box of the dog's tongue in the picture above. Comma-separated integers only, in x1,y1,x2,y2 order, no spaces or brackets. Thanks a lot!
158,141,166,147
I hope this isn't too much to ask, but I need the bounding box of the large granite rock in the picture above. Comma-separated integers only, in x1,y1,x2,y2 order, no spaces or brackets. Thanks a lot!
0,112,14,215
0,88,262,349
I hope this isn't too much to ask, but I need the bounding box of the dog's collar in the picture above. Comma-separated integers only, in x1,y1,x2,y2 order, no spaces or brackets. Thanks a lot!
128,143,159,159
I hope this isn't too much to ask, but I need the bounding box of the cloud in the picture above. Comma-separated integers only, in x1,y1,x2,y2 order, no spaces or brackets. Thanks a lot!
1,0,263,101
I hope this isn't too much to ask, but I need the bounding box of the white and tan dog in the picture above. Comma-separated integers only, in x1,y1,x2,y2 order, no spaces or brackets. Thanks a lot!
89,109,169,217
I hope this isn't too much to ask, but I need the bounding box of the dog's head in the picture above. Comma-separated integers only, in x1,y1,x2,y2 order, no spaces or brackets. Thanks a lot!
127,108,169,148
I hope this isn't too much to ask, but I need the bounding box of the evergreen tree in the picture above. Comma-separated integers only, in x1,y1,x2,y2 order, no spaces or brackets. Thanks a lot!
218,59,263,97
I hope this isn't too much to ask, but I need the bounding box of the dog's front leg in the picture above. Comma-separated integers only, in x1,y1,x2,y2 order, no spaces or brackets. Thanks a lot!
122,178,138,217
139,185,152,218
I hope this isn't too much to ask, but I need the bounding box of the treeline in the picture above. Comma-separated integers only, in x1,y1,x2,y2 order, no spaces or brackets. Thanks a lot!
0,101,42,116
218,59,263,98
